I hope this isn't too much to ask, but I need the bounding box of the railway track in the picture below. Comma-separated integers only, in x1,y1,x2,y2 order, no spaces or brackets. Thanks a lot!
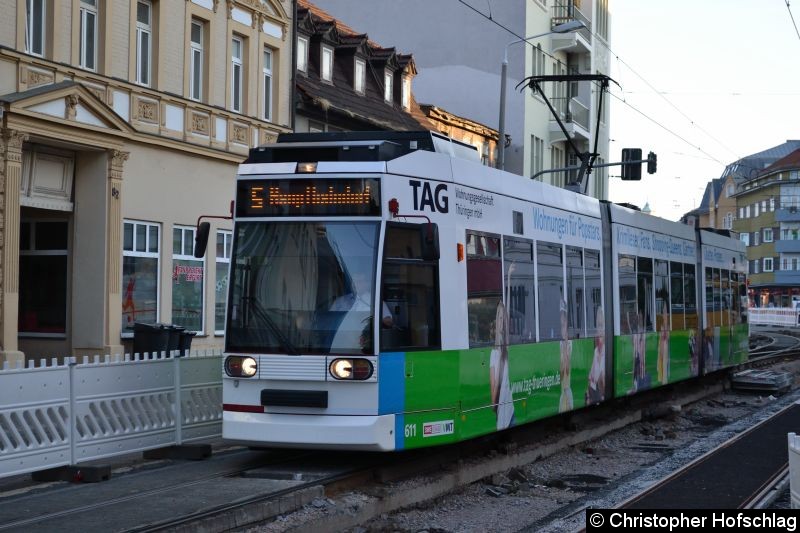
619,400,800,510
2,332,798,532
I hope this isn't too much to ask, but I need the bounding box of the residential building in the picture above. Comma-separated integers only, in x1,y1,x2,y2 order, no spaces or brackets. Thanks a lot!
309,0,611,199
294,0,498,165
0,0,293,365
734,147,800,307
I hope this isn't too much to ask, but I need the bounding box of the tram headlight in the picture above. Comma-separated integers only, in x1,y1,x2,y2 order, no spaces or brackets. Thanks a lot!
225,356,258,378
329,358,373,380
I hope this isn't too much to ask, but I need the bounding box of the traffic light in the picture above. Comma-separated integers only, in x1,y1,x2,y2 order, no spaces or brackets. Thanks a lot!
647,151,657,174
621,148,642,181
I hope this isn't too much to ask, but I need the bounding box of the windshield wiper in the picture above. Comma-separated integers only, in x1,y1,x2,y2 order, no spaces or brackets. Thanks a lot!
242,297,300,355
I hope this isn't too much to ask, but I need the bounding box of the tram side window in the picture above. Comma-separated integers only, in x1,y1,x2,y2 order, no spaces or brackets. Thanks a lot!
503,238,535,344
685,264,698,330
566,246,585,338
737,273,748,324
537,241,564,341
670,262,685,331
731,271,741,325
637,257,654,332
585,250,602,335
466,231,502,347
619,254,636,335
381,224,440,351
721,269,731,327
655,260,670,333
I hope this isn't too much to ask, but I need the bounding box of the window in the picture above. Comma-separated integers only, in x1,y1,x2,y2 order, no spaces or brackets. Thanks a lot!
585,250,602,335
79,0,98,70
262,48,273,121
723,212,733,230
466,231,502,346
754,231,760,246
739,207,744,219
566,246,585,338
619,254,636,334
726,183,734,197
595,0,609,40
770,196,776,211
321,46,333,82
19,221,68,336
537,241,564,341
530,135,544,177
532,44,546,77
136,1,152,86
637,257,654,332
745,205,750,218
740,233,749,246
189,20,204,101
215,230,232,334
764,228,773,242
354,58,365,94
25,0,46,56
655,260,670,332
764,257,774,272
384,70,393,103
172,226,204,333
669,262,684,330
401,76,411,109
231,36,243,112
504,238,535,344
297,36,308,72
381,223,441,351
754,202,759,217
122,221,160,335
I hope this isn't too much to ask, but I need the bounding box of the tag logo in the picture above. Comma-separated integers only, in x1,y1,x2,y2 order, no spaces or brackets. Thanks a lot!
410,180,448,213
422,420,454,437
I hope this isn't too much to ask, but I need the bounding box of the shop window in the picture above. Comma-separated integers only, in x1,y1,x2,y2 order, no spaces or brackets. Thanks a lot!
19,220,68,336
172,226,204,333
122,220,160,335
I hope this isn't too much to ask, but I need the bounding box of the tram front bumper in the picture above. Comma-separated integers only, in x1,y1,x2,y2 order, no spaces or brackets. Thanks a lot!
223,411,396,451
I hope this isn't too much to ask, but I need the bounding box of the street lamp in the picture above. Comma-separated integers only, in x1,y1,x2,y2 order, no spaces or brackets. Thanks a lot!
497,19,586,171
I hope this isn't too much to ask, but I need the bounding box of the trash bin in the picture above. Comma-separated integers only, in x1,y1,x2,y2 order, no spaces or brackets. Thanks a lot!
163,324,185,354
133,322,169,357
178,331,196,356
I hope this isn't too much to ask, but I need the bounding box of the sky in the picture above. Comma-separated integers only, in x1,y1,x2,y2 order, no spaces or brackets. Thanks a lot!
607,0,800,221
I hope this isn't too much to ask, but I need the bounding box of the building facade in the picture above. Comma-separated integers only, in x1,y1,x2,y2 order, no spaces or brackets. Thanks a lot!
309,0,611,199
294,0,499,166
734,148,800,307
0,0,294,364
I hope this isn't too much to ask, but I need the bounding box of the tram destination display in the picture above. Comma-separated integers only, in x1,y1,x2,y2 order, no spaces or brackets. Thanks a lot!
236,178,380,217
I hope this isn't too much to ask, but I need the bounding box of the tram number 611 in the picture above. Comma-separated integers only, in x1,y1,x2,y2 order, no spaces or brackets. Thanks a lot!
404,423,417,438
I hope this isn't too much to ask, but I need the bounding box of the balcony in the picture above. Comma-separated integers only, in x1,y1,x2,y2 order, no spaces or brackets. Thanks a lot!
551,2,592,53
776,239,800,253
776,208,800,222
549,97,590,143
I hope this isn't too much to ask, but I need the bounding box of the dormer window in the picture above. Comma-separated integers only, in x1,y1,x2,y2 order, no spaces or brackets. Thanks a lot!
401,76,411,109
354,58,366,94
297,36,308,72
321,46,333,82
384,70,393,103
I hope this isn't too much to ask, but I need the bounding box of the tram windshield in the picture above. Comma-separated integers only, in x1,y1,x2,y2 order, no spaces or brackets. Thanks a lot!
226,221,379,355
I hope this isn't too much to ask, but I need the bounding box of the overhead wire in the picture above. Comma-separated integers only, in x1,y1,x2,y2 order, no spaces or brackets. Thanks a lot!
786,0,800,41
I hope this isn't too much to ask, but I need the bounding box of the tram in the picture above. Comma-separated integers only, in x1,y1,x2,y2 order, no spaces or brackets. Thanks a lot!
202,131,748,451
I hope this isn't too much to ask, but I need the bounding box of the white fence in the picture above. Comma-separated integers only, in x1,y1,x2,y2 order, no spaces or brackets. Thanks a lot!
0,351,222,480
748,308,800,327
790,432,800,509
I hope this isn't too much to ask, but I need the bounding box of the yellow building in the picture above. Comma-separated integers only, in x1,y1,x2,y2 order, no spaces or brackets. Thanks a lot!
0,0,294,364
